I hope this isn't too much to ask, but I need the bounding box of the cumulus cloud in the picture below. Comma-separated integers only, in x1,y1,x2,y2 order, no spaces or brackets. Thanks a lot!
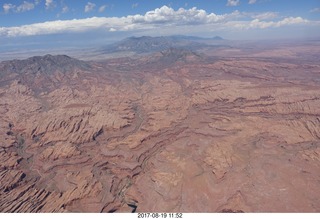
85,2,95,13
227,0,240,7
130,6,228,25
45,0,55,10
248,0,256,4
3,3,15,13
276,17,308,27
0,5,312,37
99,5,107,13
16,1,35,12
3,1,36,13
235,17,308,29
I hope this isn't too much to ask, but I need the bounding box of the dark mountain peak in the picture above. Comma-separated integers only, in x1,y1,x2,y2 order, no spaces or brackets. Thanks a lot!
169,35,203,41
127,36,156,40
0,54,92,92
27,54,84,67
40,54,71,60
212,36,224,40
1,54,90,76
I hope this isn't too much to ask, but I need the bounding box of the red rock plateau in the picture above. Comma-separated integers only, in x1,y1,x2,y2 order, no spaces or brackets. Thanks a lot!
0,44,320,212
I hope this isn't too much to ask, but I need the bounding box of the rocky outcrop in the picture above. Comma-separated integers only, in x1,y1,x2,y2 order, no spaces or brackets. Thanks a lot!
0,51,320,212
0,55,91,92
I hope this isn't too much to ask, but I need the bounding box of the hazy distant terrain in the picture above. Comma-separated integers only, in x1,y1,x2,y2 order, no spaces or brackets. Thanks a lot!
0,37,320,212
0,35,227,61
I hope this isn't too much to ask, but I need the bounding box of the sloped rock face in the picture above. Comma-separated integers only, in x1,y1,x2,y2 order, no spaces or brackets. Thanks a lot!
0,54,90,76
0,53,320,212
0,55,90,92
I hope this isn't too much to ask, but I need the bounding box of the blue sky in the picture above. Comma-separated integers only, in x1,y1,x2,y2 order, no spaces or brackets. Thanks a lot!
1,0,320,50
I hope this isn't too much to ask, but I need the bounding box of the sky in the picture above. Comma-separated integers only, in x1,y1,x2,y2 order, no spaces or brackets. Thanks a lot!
1,0,320,50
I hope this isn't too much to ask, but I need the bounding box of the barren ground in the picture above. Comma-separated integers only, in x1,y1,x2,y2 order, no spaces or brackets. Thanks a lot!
0,43,319,212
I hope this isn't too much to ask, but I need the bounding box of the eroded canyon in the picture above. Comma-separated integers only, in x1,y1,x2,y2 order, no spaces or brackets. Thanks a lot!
0,44,320,212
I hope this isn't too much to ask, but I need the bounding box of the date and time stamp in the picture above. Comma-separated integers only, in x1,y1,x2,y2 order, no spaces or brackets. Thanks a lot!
137,213,183,218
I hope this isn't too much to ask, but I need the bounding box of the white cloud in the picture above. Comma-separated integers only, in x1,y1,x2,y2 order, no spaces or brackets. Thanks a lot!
0,17,130,37
132,3,138,9
234,17,309,29
251,12,278,20
310,8,320,13
130,6,228,24
16,1,35,12
275,17,308,27
35,0,41,5
3,1,36,13
85,2,95,13
248,0,256,4
99,5,107,13
45,0,55,10
0,5,313,38
3,3,15,13
62,6,68,13
227,0,240,7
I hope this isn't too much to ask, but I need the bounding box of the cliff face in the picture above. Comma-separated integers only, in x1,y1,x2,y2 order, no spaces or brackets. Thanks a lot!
0,51,320,212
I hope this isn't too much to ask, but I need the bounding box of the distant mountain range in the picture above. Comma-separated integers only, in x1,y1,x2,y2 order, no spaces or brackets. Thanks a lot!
0,48,203,88
168,35,224,41
0,35,225,87
101,35,224,54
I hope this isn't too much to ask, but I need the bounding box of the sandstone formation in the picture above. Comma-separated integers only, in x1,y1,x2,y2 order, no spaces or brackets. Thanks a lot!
0,46,319,212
